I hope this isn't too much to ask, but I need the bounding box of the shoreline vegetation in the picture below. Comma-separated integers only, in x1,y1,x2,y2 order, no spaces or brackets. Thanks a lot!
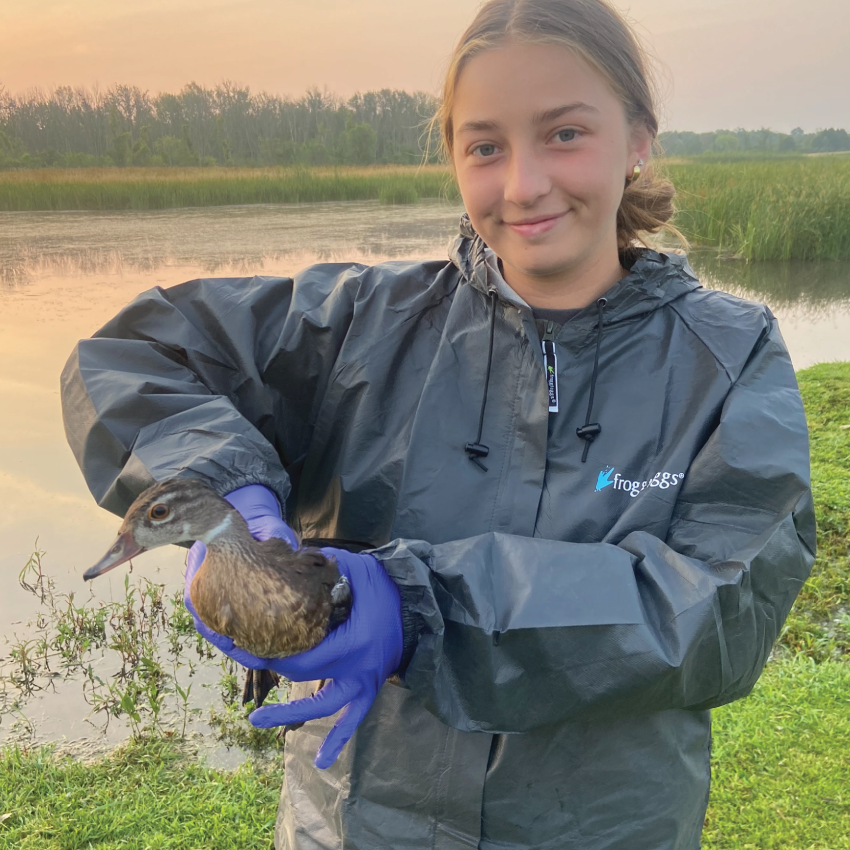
0,165,455,211
1,157,849,261
1,360,848,849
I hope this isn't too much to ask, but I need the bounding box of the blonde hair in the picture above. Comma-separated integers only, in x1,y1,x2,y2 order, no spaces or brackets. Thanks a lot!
432,0,684,250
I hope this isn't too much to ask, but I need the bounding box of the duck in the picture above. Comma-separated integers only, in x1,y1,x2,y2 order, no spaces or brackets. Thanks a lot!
83,477,353,708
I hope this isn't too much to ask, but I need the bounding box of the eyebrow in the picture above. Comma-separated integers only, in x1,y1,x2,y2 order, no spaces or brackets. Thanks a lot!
455,102,599,135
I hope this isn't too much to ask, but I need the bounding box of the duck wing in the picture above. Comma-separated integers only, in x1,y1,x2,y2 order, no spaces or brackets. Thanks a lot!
238,539,363,711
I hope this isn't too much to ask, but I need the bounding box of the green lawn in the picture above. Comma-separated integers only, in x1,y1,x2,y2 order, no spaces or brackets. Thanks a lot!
704,657,850,849
0,738,282,850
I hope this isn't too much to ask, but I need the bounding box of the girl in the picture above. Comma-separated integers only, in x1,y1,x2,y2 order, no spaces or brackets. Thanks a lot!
61,1,815,848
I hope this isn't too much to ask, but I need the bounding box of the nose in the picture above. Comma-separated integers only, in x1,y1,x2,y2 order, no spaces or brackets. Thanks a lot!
503,147,551,208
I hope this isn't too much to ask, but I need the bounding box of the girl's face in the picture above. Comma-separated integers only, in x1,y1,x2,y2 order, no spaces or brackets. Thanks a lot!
451,41,651,306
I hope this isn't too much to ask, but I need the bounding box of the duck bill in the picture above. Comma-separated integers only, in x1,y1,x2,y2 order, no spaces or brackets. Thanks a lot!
84,532,146,581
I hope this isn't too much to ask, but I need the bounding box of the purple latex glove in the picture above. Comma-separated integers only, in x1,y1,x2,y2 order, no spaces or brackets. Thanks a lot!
184,483,298,662
183,484,404,768
249,548,403,768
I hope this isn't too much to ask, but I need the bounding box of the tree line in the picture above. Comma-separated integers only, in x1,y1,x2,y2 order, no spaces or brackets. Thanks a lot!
0,82,440,168
0,81,848,169
658,127,850,157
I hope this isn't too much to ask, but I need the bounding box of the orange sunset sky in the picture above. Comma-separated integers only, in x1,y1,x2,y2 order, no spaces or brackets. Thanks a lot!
1,0,848,133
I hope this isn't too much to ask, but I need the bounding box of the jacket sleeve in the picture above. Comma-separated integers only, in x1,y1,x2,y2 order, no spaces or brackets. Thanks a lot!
61,265,364,518
375,318,816,733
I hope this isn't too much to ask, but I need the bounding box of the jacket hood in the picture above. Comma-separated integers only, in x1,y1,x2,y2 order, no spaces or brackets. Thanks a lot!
448,213,702,328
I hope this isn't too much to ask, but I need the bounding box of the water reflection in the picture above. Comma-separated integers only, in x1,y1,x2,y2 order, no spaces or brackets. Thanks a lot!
0,200,469,754
690,252,850,315
0,201,466,284
1,200,848,752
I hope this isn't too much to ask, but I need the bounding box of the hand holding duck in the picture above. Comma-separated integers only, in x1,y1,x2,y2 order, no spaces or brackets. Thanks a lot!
246,546,403,769
184,486,405,768
188,529,404,769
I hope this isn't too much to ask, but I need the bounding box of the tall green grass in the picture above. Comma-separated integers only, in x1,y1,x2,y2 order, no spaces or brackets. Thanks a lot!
668,157,850,260
2,158,850,260
0,166,457,212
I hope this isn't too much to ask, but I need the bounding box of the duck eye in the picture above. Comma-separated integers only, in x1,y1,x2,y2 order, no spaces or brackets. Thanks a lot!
149,504,170,521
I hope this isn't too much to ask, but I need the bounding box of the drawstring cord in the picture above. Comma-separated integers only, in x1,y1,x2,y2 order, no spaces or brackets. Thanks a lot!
465,288,498,472
465,291,607,471
576,297,608,463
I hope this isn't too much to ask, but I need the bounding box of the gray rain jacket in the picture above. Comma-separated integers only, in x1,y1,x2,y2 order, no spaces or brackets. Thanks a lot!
61,217,815,850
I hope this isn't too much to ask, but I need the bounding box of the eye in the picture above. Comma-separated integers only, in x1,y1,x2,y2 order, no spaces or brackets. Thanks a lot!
149,503,170,521
472,143,499,158
555,129,578,143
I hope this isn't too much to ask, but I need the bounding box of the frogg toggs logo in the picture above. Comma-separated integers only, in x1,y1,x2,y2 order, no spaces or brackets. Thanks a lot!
596,466,685,498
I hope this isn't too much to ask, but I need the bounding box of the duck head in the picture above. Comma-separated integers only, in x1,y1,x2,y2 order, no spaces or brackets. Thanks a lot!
84,478,235,581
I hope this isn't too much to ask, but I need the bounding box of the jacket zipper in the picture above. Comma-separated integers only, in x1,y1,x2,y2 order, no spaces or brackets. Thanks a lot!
542,321,559,413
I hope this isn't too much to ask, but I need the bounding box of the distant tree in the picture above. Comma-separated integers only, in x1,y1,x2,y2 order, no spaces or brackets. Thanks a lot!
714,133,740,152
811,128,850,152
132,139,153,166
302,139,331,166
258,136,297,165
180,82,213,160
63,151,104,167
341,120,378,165
0,127,24,159
108,131,133,166
4,78,846,169
658,131,708,156
154,134,197,166
131,124,153,165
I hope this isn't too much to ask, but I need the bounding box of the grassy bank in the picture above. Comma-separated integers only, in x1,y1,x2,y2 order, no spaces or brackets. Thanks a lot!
1,656,847,850
668,157,850,260
703,656,850,850
0,737,281,849
781,362,850,660
0,165,457,211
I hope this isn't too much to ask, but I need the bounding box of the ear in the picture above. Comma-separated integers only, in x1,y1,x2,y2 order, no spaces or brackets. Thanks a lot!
628,122,653,175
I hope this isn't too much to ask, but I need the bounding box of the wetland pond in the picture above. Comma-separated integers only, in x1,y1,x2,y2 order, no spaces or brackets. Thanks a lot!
2,200,849,761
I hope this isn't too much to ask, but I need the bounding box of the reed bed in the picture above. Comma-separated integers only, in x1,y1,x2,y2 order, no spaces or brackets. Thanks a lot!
2,158,849,260
0,165,458,211
667,156,850,261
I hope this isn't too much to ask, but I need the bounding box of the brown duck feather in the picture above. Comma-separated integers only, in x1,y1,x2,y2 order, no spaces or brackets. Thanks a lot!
190,535,347,658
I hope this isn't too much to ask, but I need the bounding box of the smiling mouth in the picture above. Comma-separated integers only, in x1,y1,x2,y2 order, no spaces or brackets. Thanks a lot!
504,212,567,237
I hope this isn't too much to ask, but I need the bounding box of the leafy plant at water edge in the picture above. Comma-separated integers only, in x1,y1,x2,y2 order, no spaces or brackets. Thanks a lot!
3,554,220,742
4,547,286,751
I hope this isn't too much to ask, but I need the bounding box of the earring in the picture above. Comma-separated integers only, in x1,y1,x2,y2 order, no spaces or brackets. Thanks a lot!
629,159,644,184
